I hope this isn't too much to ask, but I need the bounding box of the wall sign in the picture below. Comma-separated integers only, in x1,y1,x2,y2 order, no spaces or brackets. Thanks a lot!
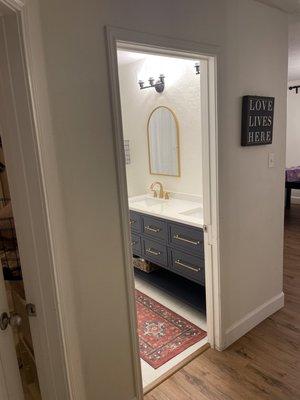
241,95,274,146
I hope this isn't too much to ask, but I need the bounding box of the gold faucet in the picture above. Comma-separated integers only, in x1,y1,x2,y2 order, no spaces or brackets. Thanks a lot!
150,181,165,199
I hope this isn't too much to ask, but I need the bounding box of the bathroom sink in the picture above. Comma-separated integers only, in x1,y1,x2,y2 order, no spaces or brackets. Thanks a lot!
180,207,203,219
129,194,203,228
129,197,166,208
149,201,189,213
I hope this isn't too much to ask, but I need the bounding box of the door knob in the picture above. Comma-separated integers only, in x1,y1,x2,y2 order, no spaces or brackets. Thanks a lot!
10,313,22,328
0,312,22,331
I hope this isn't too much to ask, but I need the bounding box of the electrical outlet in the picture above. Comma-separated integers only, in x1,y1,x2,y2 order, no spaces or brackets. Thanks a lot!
268,152,275,168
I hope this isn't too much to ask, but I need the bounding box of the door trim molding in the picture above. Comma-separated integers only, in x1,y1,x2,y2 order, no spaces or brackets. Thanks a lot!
0,0,80,399
106,25,222,398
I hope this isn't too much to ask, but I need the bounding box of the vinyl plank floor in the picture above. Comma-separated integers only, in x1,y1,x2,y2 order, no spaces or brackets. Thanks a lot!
146,204,300,400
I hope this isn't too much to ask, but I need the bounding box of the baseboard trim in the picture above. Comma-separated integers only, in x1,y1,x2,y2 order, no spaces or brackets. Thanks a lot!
291,196,300,205
222,292,284,350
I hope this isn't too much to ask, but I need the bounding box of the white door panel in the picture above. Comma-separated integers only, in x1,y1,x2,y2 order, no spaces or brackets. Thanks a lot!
0,273,24,399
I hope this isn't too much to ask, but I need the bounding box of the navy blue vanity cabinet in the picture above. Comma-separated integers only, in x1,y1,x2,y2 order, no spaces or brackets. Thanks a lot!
131,233,142,256
129,211,141,233
168,248,205,285
141,214,167,242
168,222,204,256
141,237,168,267
130,211,205,286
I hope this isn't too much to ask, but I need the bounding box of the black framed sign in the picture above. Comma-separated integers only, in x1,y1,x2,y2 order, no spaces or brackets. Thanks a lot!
241,95,275,146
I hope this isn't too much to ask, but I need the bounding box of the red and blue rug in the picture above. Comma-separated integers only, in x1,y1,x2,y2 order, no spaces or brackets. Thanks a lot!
135,290,207,369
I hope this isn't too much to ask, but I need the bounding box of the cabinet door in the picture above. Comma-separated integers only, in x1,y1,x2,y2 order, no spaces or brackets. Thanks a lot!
169,248,205,285
142,237,168,267
129,211,141,233
141,215,167,242
130,233,141,256
168,222,203,255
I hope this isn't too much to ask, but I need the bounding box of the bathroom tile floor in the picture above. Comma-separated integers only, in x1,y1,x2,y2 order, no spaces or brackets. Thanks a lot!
135,275,207,388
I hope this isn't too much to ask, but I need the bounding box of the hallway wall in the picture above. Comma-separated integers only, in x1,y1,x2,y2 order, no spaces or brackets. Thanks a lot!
286,80,300,202
36,0,288,398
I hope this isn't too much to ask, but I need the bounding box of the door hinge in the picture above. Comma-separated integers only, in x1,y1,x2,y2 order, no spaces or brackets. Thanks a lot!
26,303,37,317
203,224,213,246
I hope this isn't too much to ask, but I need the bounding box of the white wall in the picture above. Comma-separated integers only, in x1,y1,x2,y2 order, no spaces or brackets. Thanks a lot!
286,80,300,200
118,55,202,198
36,0,287,399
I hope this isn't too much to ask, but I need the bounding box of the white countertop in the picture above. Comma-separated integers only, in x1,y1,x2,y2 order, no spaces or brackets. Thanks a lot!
128,194,203,228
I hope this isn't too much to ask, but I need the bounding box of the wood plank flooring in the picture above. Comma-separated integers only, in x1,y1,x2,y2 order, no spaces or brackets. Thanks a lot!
145,205,300,400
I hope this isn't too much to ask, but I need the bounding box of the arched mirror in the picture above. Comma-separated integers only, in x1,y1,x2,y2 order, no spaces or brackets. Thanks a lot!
147,106,180,177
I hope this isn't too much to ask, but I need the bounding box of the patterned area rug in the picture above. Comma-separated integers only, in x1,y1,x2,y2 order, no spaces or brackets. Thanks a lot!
136,289,207,369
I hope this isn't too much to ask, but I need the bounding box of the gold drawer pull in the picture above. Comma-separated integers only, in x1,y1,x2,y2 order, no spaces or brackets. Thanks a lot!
146,248,161,256
145,225,161,233
173,234,200,245
130,219,136,225
175,259,199,273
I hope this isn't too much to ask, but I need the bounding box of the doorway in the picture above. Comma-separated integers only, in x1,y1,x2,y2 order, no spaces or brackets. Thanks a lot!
118,49,207,389
0,2,71,399
0,142,41,399
106,28,220,395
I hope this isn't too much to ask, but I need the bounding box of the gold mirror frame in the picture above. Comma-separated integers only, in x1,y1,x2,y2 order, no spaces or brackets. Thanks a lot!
147,106,181,177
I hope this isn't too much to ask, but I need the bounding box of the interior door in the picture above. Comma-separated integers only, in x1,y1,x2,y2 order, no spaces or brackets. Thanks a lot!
0,271,24,399
0,9,70,400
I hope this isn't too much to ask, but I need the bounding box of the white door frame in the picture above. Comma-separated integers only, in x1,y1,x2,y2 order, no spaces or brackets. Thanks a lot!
106,26,222,396
0,1,74,399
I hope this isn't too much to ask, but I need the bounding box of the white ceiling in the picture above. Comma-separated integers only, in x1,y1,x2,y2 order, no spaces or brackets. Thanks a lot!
117,50,146,66
289,17,300,81
118,2,300,80
257,0,300,13
257,1,300,81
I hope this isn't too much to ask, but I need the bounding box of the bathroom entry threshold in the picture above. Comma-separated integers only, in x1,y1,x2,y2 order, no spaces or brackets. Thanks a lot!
143,342,210,395
135,272,207,389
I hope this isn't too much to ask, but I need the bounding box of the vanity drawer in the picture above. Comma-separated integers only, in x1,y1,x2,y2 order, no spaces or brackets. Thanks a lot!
141,215,167,242
169,248,205,285
130,233,141,256
142,237,168,267
129,211,141,233
168,222,203,255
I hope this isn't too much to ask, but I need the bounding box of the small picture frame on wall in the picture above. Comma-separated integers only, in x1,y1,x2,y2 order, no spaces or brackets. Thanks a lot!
241,95,275,146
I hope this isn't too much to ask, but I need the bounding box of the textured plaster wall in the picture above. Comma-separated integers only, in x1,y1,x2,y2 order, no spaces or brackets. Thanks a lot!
118,54,203,198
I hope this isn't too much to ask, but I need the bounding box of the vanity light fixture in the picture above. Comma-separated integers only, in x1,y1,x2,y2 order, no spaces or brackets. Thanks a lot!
195,62,200,75
138,74,165,93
